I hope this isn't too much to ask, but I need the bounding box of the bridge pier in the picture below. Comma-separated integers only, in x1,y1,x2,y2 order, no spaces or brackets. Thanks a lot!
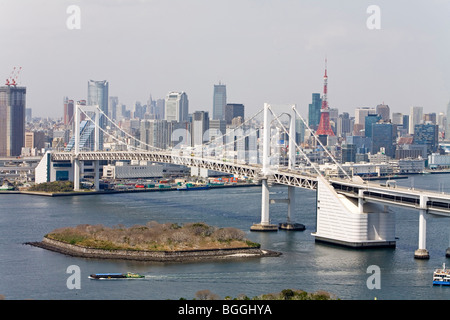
414,196,429,259
279,186,305,231
73,159,81,191
250,178,278,231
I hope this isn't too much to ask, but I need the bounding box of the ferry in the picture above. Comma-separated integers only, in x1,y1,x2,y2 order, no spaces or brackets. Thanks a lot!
433,263,450,286
89,272,145,280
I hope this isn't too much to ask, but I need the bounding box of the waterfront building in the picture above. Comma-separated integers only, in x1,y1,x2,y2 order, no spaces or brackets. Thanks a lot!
0,85,26,157
165,91,189,123
308,93,322,130
213,83,227,120
409,106,423,135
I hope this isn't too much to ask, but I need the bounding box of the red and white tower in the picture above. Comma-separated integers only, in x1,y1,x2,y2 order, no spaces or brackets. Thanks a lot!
315,59,335,136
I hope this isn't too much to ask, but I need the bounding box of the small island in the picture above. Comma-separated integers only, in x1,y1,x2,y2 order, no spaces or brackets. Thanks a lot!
27,221,280,262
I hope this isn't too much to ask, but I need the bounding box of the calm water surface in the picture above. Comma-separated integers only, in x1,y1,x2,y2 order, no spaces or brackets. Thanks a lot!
1,174,450,300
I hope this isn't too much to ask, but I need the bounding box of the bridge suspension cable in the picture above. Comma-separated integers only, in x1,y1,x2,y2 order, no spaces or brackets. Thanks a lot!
292,107,352,180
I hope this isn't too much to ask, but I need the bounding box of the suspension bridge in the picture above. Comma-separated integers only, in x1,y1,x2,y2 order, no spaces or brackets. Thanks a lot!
46,102,450,259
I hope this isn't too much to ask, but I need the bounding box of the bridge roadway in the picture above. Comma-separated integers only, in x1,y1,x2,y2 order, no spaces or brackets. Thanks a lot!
52,150,450,217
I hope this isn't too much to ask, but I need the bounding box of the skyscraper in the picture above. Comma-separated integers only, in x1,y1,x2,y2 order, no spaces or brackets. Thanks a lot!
0,85,26,156
165,91,189,122
413,123,439,155
213,83,227,120
409,106,423,135
192,111,209,146
308,93,322,130
364,114,382,138
376,104,390,122
225,103,245,125
63,97,74,126
88,80,109,150
372,122,396,158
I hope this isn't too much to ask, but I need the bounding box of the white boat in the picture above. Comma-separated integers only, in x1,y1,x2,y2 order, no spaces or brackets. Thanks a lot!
433,263,450,286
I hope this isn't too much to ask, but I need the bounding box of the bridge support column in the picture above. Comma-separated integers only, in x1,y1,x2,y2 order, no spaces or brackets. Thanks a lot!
250,178,277,231
414,195,429,259
93,160,100,191
279,186,305,231
73,159,81,191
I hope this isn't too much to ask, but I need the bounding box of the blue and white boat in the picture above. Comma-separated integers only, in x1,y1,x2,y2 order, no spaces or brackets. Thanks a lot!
89,272,145,280
433,264,450,286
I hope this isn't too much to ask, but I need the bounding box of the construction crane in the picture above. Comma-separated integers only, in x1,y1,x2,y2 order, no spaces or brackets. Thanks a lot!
5,66,22,86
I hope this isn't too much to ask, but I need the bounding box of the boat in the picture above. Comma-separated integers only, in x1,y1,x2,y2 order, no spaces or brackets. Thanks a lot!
177,183,210,191
89,272,145,280
0,183,13,190
433,263,450,286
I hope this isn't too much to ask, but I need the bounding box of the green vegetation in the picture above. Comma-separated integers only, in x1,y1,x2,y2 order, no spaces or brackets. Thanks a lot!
28,181,74,193
46,221,260,251
192,289,338,300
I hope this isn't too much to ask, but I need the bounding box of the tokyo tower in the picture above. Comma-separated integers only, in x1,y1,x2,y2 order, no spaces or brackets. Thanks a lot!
315,59,335,136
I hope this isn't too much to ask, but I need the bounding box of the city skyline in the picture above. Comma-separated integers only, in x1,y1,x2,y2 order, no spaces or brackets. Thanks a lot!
1,1,450,118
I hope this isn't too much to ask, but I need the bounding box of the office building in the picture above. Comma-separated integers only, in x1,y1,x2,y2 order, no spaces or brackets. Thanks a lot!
0,85,26,156
308,93,322,130
192,111,209,146
88,80,109,150
336,112,351,138
364,114,382,138
376,104,390,121
225,103,245,125
409,106,423,135
213,83,227,120
341,144,357,163
109,96,119,121
413,123,439,155
372,122,396,158
392,112,403,125
63,97,74,126
165,91,189,122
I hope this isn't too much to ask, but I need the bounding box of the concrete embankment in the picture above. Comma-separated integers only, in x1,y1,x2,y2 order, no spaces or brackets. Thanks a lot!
26,237,280,262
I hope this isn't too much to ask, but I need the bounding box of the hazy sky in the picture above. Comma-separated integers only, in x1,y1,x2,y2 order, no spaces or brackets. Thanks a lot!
1,0,450,119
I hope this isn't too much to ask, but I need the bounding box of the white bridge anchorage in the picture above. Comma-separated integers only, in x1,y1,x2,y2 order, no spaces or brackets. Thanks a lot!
49,103,450,259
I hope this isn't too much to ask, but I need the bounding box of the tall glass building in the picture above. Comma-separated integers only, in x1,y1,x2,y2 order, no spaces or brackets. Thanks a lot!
87,80,109,150
372,122,396,158
165,91,189,122
308,93,322,130
0,86,26,156
213,83,226,120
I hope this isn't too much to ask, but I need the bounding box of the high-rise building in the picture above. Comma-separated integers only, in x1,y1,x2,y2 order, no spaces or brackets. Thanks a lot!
376,104,390,121
372,122,396,158
0,85,26,156
413,123,439,155
109,96,119,121
88,80,109,118
192,111,209,146
308,93,322,130
392,112,403,125
336,112,351,138
341,144,357,163
409,106,423,135
88,80,109,150
364,114,382,138
63,97,74,126
213,83,227,120
165,91,189,122
225,103,245,125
